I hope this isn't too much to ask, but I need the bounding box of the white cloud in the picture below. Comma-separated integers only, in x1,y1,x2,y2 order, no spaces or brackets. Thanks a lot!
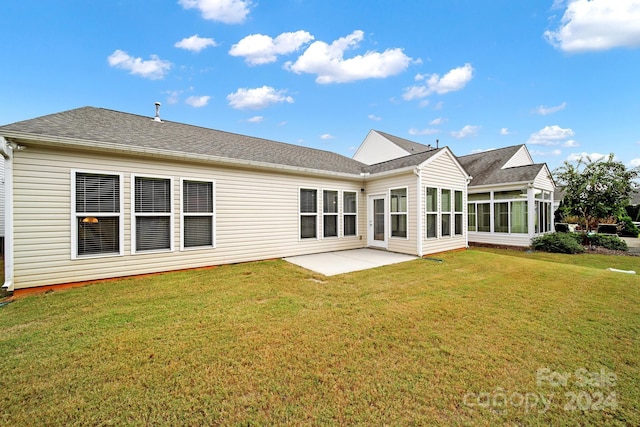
226,86,294,110
630,158,640,167
229,31,314,65
433,101,444,110
165,90,182,104
247,115,264,123
368,114,382,121
175,35,218,52
450,125,480,139
284,30,412,84
545,0,640,52
320,134,335,140
527,125,574,146
403,63,474,100
429,117,445,126
535,101,567,115
185,95,211,107
530,149,563,157
500,128,510,135
178,0,251,24
567,152,608,162
408,128,439,136
107,50,171,80
563,139,580,147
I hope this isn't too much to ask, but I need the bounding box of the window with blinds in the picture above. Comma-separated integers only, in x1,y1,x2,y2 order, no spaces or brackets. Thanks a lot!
134,176,172,252
182,180,214,248
74,172,122,257
300,188,317,239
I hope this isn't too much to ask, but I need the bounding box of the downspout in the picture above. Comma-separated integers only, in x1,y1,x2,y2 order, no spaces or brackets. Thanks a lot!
414,167,423,257
465,176,473,249
1,137,15,291
527,183,535,242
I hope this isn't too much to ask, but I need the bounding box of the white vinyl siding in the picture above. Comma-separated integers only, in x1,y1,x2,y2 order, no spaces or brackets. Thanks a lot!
502,146,533,169
12,146,365,289
181,179,215,250
132,175,173,253
419,150,468,255
366,173,418,255
71,170,124,259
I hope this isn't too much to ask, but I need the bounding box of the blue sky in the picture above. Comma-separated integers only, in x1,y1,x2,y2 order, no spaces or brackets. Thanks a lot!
2,0,639,170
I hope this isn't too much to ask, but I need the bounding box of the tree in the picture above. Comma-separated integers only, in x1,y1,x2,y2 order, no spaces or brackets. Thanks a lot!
554,154,640,231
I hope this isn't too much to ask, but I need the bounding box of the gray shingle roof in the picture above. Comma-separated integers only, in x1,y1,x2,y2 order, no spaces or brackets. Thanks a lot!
365,147,445,174
374,130,433,154
458,145,545,187
0,106,368,175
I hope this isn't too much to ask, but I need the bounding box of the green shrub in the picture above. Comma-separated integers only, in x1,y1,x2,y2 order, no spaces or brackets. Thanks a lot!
589,234,628,251
618,216,639,237
531,233,585,254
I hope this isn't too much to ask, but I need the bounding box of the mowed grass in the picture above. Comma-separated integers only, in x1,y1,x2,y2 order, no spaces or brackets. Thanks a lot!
0,250,639,426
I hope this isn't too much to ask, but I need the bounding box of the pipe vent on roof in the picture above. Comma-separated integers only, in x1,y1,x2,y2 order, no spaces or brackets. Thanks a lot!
153,102,163,123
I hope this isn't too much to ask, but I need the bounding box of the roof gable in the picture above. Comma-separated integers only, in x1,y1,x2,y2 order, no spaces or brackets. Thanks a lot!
458,145,547,187
352,130,433,165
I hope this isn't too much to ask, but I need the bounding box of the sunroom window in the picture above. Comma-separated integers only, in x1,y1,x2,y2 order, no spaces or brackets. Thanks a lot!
426,187,437,238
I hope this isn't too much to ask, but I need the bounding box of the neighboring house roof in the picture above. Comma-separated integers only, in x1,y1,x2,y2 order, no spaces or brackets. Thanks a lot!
631,189,640,206
365,147,445,174
0,106,369,176
373,130,433,155
458,145,548,187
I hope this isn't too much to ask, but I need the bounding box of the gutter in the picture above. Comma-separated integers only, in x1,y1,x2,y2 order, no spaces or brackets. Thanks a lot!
0,137,17,291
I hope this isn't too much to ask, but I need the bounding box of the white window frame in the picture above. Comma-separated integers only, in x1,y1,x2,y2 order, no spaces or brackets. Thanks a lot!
131,174,174,254
389,187,409,239
299,187,319,240
71,169,124,260
180,178,216,250
342,190,358,238
322,189,339,239
454,190,464,236
441,188,452,238
425,186,438,239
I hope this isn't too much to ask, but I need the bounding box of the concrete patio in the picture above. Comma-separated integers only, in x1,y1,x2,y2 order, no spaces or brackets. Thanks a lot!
284,248,419,276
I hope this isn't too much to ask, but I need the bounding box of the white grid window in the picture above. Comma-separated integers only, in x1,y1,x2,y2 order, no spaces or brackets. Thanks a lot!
182,179,215,249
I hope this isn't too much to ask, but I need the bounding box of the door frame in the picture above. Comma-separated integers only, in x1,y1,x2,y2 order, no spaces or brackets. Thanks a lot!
368,193,387,249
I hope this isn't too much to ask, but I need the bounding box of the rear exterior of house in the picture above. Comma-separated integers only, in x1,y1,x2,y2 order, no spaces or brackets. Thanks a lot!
458,145,555,247
0,107,471,290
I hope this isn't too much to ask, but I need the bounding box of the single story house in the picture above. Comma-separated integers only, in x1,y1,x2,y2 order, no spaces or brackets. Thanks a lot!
0,107,472,290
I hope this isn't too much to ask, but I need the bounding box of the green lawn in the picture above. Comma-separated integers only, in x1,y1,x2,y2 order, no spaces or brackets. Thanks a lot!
1,250,639,426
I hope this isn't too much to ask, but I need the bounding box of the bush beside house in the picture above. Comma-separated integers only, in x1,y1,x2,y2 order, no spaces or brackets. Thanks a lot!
531,232,629,254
